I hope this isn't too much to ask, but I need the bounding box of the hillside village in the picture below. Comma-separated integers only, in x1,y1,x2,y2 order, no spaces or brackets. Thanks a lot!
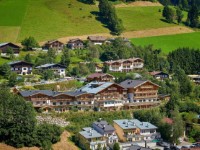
0,0,200,150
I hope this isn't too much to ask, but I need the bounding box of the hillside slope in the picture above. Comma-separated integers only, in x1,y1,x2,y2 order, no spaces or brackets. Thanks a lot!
0,0,179,42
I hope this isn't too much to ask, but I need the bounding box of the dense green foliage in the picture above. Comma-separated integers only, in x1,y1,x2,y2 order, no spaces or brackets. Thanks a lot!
64,111,132,134
21,36,39,50
98,0,124,35
0,87,63,149
168,48,200,74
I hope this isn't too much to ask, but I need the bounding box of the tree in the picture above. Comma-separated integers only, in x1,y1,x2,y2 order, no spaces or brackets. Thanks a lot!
8,72,18,87
162,6,175,23
0,63,11,78
47,48,56,63
60,48,70,68
170,109,184,144
187,5,199,28
24,53,32,63
0,87,37,147
113,142,120,150
21,36,39,50
6,47,15,59
176,8,184,24
42,70,54,80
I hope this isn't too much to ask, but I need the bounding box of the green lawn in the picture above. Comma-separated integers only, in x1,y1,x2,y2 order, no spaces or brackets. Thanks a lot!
0,0,177,42
131,32,200,53
117,6,175,31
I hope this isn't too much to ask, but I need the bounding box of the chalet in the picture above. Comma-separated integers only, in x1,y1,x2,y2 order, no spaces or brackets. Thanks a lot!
95,63,103,73
78,81,126,110
44,40,64,50
19,90,94,112
113,119,160,142
149,71,169,80
35,63,66,77
188,75,200,84
78,127,107,150
0,43,20,57
105,58,144,72
8,61,33,75
87,36,107,45
86,73,114,82
120,79,160,109
92,120,118,144
67,38,84,49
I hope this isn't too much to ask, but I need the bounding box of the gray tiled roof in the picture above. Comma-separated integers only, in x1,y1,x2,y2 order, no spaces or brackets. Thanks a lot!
19,90,59,97
78,82,114,94
129,145,151,150
93,120,115,132
79,127,103,139
35,63,66,69
120,79,147,88
0,43,8,47
113,119,157,130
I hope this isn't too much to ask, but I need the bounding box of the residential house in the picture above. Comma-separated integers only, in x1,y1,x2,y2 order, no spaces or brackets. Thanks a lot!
149,71,169,80
35,63,66,77
78,127,107,150
95,63,103,73
44,40,64,50
67,38,84,49
19,90,94,112
8,61,33,75
113,119,160,142
78,81,126,110
86,73,115,82
0,43,20,57
87,36,107,45
92,120,118,144
188,75,200,84
120,79,160,109
105,58,144,72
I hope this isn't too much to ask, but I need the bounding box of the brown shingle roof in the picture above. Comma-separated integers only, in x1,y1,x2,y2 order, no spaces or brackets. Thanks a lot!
88,36,107,41
87,73,113,79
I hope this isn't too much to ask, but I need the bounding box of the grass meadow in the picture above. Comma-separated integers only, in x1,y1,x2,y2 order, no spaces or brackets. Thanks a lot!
0,0,177,42
131,32,200,53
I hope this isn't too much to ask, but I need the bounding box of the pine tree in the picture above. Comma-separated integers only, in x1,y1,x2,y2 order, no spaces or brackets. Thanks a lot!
187,5,199,28
176,8,184,24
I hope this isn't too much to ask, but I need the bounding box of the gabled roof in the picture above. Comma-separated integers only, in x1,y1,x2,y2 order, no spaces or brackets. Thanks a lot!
149,71,168,76
8,61,33,66
0,42,20,48
87,73,114,79
35,63,66,69
88,36,107,42
19,90,59,97
105,57,143,64
46,40,63,44
113,119,157,130
93,120,115,132
68,38,83,43
79,127,103,139
120,79,160,89
78,82,122,94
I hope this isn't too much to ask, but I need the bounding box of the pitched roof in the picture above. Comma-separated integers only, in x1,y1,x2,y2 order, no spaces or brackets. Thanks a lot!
0,43,8,47
113,119,157,130
149,71,168,76
19,90,59,97
87,73,113,79
79,127,103,139
78,82,119,94
88,36,107,41
0,42,20,48
35,63,66,69
46,40,63,44
105,57,143,64
93,120,115,132
8,61,33,66
120,79,160,89
68,38,83,43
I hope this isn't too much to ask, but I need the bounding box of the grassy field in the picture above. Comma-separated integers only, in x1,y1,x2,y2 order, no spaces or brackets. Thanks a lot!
131,32,200,53
0,0,177,42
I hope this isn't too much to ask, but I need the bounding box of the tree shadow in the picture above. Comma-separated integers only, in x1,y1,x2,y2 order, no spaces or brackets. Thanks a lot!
77,0,95,5
90,11,109,29
160,18,169,23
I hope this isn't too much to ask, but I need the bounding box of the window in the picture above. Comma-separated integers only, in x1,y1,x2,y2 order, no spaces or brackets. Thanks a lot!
23,68,27,70
60,102,63,105
53,102,56,105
